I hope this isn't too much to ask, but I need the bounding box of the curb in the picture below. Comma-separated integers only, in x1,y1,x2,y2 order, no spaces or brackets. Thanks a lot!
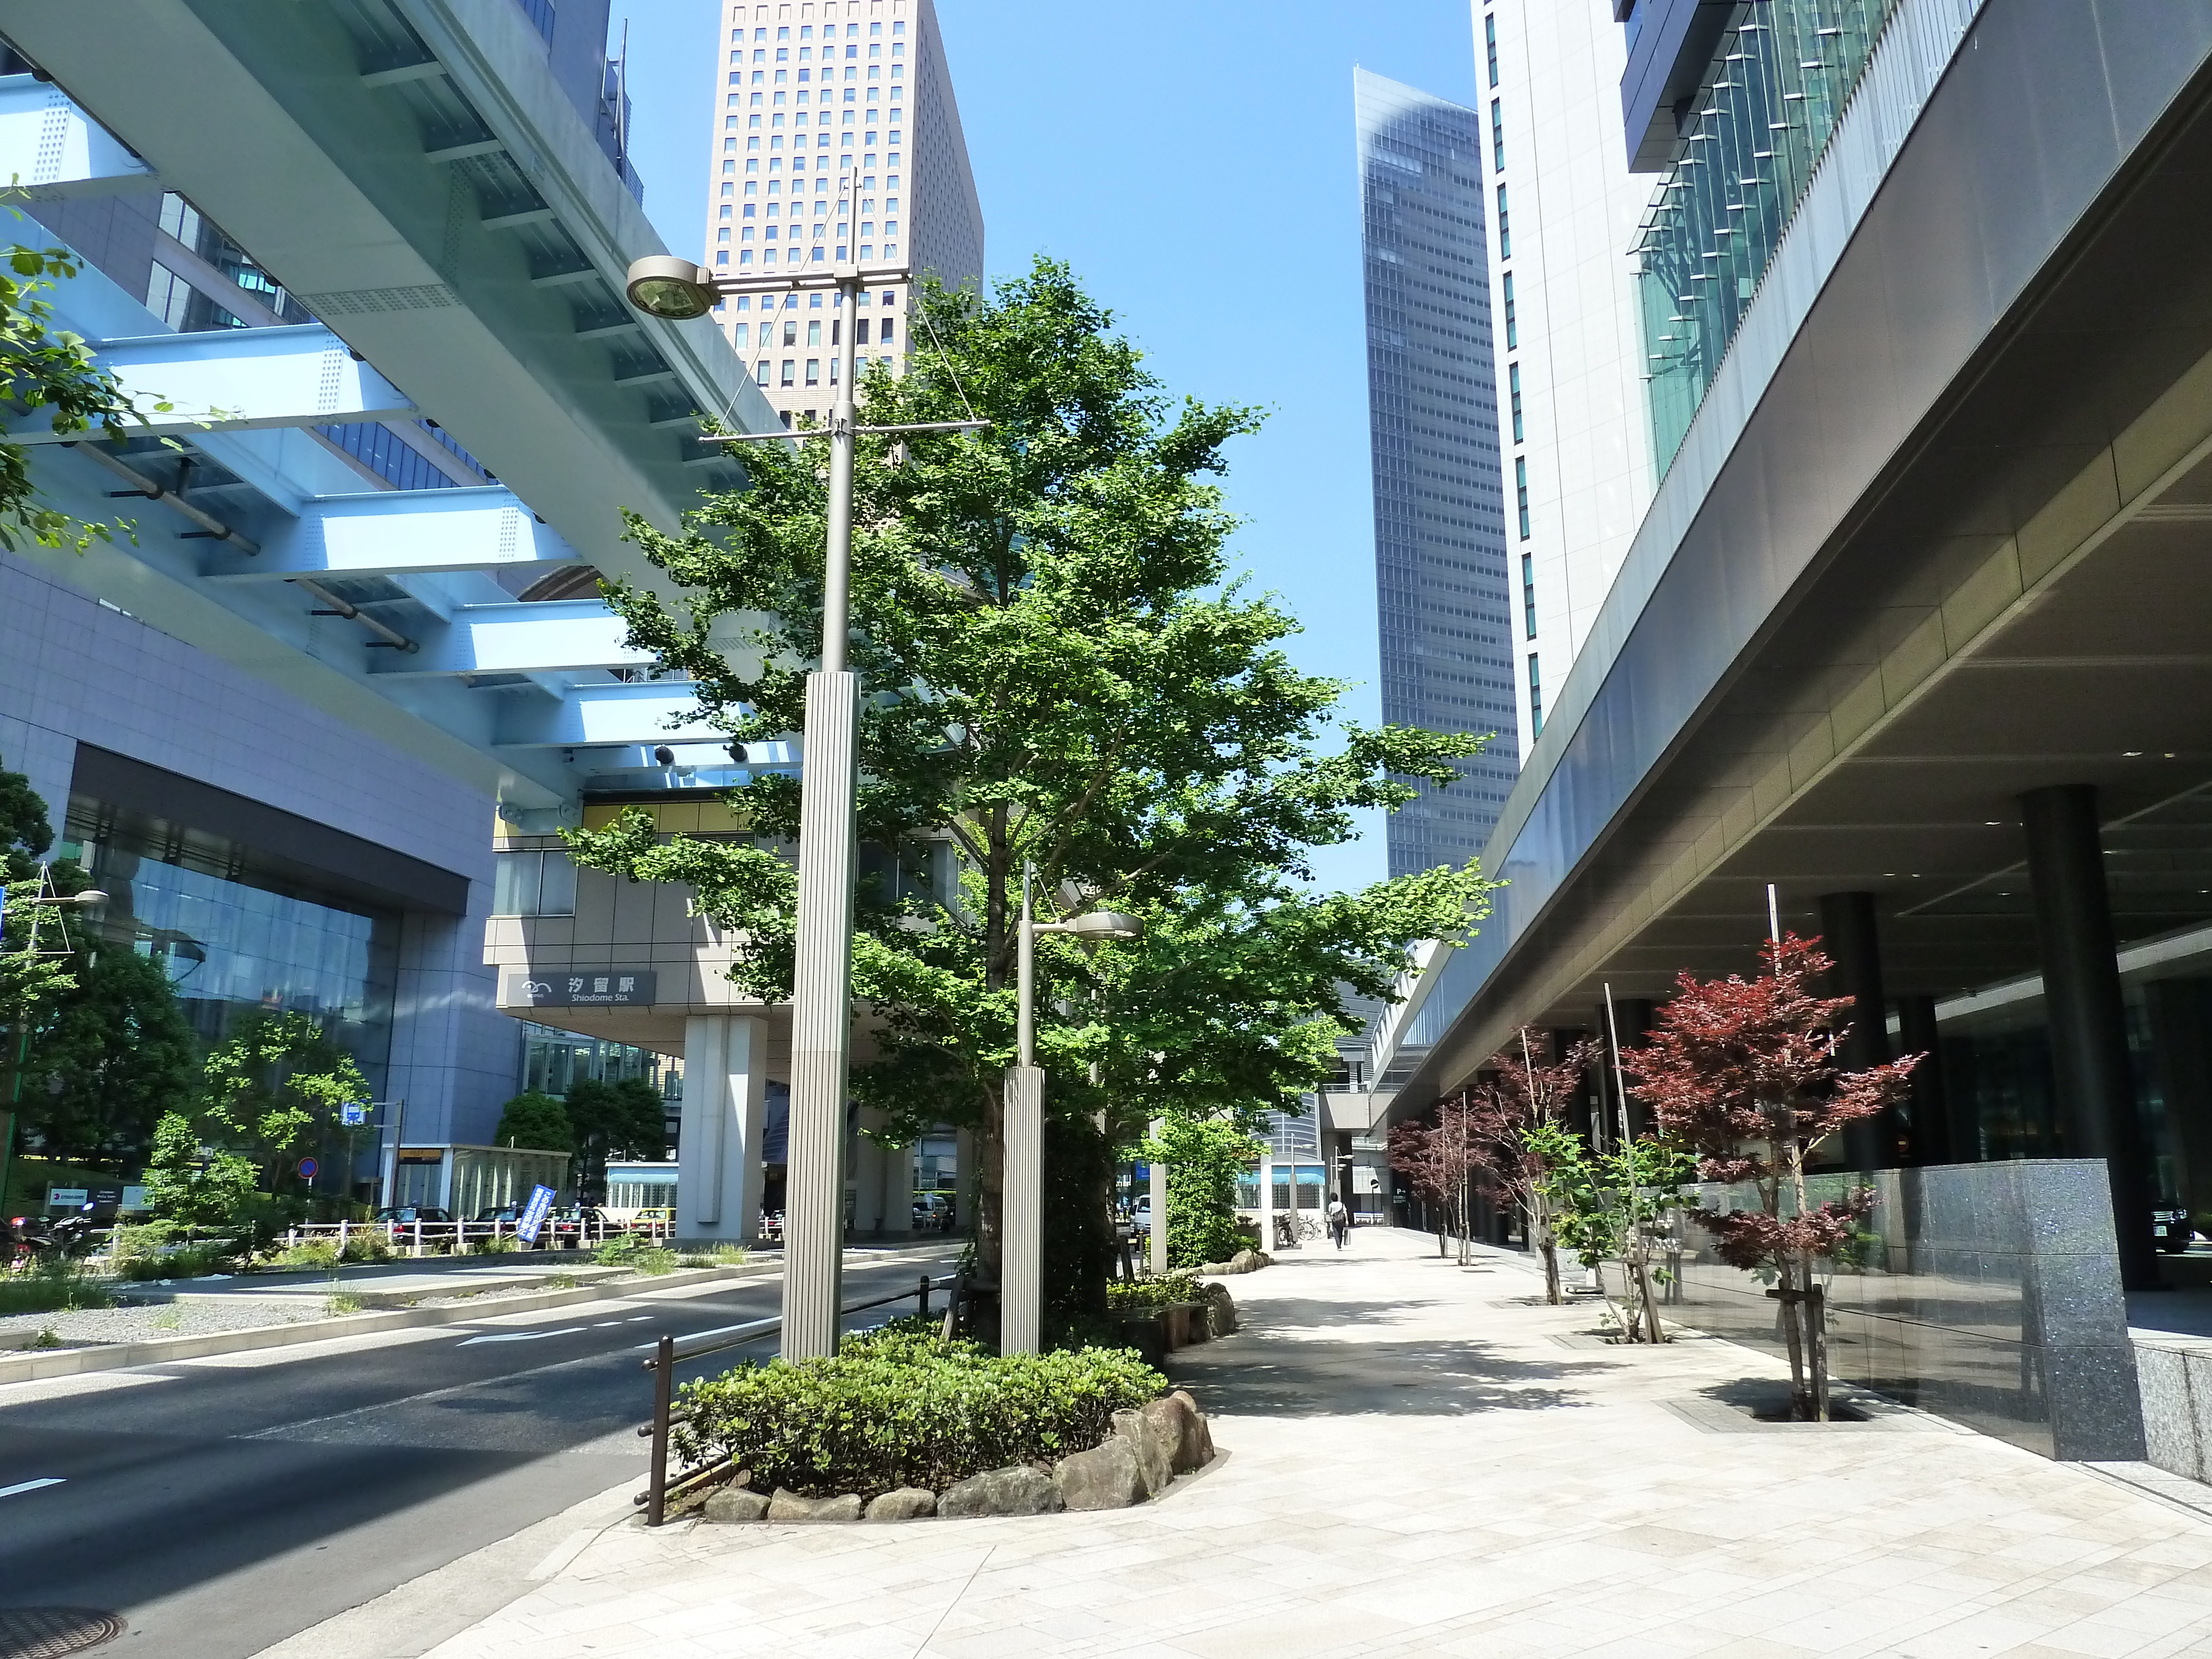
1,1244,960,1385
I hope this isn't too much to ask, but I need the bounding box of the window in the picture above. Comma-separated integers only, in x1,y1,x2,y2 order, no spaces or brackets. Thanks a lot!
1503,272,1517,349
730,322,748,347
493,849,577,917
1521,552,1537,639
807,320,822,346
855,318,870,344
783,320,797,345
1496,184,1510,258
755,358,770,384
805,358,820,385
1527,653,1543,734
1486,13,1499,87
1509,362,1523,443
1490,99,1504,172
1515,456,1530,539
781,358,796,385
879,317,894,343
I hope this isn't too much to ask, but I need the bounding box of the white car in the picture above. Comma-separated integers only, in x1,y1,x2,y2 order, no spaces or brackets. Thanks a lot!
1129,1196,1152,1234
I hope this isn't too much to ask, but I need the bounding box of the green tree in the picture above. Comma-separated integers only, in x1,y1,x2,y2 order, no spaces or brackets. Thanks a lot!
142,1111,258,1231
564,1076,666,1197
493,1089,574,1154
192,1011,368,1185
0,755,80,1037
1144,1114,1262,1270
566,259,1493,1287
23,949,199,1167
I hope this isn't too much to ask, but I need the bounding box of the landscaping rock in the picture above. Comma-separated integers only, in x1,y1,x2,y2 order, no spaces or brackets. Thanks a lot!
1112,1406,1175,1496
938,1464,1063,1517
1226,1248,1271,1274
864,1487,937,1522
766,1489,864,1524
1053,1438,1147,1511
1200,1281,1238,1336
703,1487,770,1524
1170,1390,1216,1469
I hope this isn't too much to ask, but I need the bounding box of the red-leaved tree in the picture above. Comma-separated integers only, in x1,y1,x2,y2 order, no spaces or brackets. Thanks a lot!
1387,1102,1478,1261
1465,1029,1604,1304
1630,932,1917,1420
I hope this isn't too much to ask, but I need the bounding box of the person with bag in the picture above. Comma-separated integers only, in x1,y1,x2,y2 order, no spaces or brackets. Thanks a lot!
1326,1194,1350,1249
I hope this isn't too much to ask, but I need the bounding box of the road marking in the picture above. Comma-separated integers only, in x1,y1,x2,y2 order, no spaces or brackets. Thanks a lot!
626,1315,651,1322
457,1326,588,1347
0,1477,65,1499
593,1321,622,1328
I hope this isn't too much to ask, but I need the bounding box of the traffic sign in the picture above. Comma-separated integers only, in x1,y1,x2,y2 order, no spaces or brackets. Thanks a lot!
341,1103,368,1126
298,1157,319,1180
516,1183,555,1245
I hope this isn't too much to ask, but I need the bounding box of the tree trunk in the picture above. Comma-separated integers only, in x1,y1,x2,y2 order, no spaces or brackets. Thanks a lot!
1806,1257,1830,1422
1533,1197,1562,1304
1777,1262,1812,1418
1784,1136,1818,1419
976,808,1010,1281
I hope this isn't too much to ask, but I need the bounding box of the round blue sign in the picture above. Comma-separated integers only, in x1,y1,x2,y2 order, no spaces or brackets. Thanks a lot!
298,1157,319,1180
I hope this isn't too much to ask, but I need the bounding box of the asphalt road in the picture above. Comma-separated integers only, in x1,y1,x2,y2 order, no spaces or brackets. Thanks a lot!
0,1248,954,1659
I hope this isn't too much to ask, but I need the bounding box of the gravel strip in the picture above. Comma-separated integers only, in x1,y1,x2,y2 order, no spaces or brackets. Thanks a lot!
0,1296,331,1348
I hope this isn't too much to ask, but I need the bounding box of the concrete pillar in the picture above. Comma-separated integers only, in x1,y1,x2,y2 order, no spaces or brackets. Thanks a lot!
1257,1149,1273,1248
1147,1117,1168,1276
1550,1029,1594,1144
849,1110,886,1235
2021,784,2159,1288
1002,1066,1044,1353
1896,994,1960,1167
1820,891,1894,1171
678,1014,767,1244
879,1136,914,1239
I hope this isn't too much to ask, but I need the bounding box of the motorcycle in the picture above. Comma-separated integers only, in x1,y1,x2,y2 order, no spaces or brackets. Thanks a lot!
7,1204,103,1269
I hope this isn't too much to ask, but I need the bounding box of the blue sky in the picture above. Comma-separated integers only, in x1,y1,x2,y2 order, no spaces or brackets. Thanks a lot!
606,1,1487,894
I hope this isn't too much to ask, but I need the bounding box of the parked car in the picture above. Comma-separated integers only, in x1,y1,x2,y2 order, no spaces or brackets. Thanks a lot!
373,1205,456,1238
913,1193,955,1233
2154,1207,2197,1255
1128,1195,1152,1235
545,1205,612,1245
630,1206,676,1233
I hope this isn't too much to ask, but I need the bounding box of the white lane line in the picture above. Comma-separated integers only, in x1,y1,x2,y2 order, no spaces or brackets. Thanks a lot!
593,1321,622,1328
625,1315,652,1322
456,1326,587,1347
0,1478,65,1499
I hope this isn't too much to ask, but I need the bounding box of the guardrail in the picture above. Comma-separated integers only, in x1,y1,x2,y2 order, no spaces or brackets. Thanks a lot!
634,1271,966,1526
268,1215,674,1258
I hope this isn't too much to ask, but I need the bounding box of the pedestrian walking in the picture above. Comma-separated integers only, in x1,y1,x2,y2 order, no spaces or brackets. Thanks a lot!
1326,1194,1350,1249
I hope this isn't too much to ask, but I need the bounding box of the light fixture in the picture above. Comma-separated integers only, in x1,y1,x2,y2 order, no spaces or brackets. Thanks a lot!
624,256,719,320
2124,750,2144,758
1051,911,1145,942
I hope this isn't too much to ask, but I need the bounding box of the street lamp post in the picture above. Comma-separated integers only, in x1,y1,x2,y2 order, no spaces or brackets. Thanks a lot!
1005,863,1142,1353
626,185,984,1358
0,881,106,1218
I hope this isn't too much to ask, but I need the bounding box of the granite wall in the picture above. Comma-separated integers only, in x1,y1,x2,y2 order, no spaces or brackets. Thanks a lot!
1664,1159,2145,1461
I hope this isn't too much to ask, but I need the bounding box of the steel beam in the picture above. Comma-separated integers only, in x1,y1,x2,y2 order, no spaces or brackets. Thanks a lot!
201,487,583,581
368,598,645,677
492,683,726,749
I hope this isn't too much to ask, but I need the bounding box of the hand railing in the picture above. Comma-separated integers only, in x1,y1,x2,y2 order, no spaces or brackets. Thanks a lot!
635,1271,965,1526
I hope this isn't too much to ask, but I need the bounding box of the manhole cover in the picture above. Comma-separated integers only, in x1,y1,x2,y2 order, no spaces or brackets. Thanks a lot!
0,1609,126,1659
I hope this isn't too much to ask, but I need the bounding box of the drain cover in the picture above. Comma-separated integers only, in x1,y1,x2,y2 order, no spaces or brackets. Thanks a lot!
0,1609,126,1659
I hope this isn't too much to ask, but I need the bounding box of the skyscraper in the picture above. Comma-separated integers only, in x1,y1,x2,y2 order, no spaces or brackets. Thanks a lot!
703,0,984,430
1477,1,1655,754
1355,67,1519,880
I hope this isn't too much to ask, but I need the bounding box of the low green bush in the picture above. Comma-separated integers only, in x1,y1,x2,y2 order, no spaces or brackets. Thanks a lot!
113,1241,239,1281
1104,1271,1201,1312
341,1231,393,1264
0,1263,115,1314
262,1239,341,1272
594,1233,675,1273
677,1244,748,1269
672,1318,1166,1500
469,1233,520,1256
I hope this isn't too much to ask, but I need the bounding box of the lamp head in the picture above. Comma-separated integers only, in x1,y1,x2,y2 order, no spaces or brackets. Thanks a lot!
71,889,108,908
1063,910,1144,941
625,257,718,320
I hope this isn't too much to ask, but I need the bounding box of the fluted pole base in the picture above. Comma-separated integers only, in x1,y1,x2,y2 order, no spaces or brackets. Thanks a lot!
1001,1064,1044,1354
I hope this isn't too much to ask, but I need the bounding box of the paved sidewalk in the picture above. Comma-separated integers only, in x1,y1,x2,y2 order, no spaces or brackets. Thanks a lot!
416,1228,2212,1659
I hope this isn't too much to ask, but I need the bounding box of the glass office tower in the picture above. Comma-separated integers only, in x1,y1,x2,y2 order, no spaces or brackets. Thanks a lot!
1355,69,1519,879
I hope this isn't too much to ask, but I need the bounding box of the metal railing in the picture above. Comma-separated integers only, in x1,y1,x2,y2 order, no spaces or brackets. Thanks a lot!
635,1271,965,1526
271,1215,673,1258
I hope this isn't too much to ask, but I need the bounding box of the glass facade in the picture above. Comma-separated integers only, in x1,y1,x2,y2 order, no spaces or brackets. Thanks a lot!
1355,69,1520,879
61,798,399,1097
1634,0,1900,471
517,1021,673,1101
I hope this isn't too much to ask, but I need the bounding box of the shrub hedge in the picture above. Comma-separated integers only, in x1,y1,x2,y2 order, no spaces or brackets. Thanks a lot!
1104,1271,1201,1312
671,1318,1167,1499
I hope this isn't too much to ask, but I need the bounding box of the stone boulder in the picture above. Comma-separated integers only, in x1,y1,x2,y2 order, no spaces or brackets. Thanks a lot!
1112,1406,1175,1496
864,1488,937,1522
1226,1248,1271,1274
1168,1390,1216,1470
1199,1282,1238,1337
1053,1437,1147,1511
703,1486,769,1524
766,1489,864,1524
938,1464,1063,1517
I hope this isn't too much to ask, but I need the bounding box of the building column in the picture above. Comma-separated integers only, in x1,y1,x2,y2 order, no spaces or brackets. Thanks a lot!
1896,994,1957,1166
879,1135,914,1239
1257,1149,1274,1246
1820,891,1894,1171
1550,1029,1595,1144
2143,980,2212,1237
1596,999,1654,1141
678,1013,766,1245
849,1109,886,1236
2021,784,2159,1288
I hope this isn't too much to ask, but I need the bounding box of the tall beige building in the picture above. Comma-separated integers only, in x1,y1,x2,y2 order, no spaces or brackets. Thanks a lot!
700,0,984,429
1475,0,1654,755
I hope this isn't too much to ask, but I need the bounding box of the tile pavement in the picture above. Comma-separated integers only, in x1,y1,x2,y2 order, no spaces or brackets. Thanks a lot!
419,1227,2212,1659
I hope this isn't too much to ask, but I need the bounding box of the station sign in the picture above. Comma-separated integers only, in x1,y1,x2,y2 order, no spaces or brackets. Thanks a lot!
507,970,656,1008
